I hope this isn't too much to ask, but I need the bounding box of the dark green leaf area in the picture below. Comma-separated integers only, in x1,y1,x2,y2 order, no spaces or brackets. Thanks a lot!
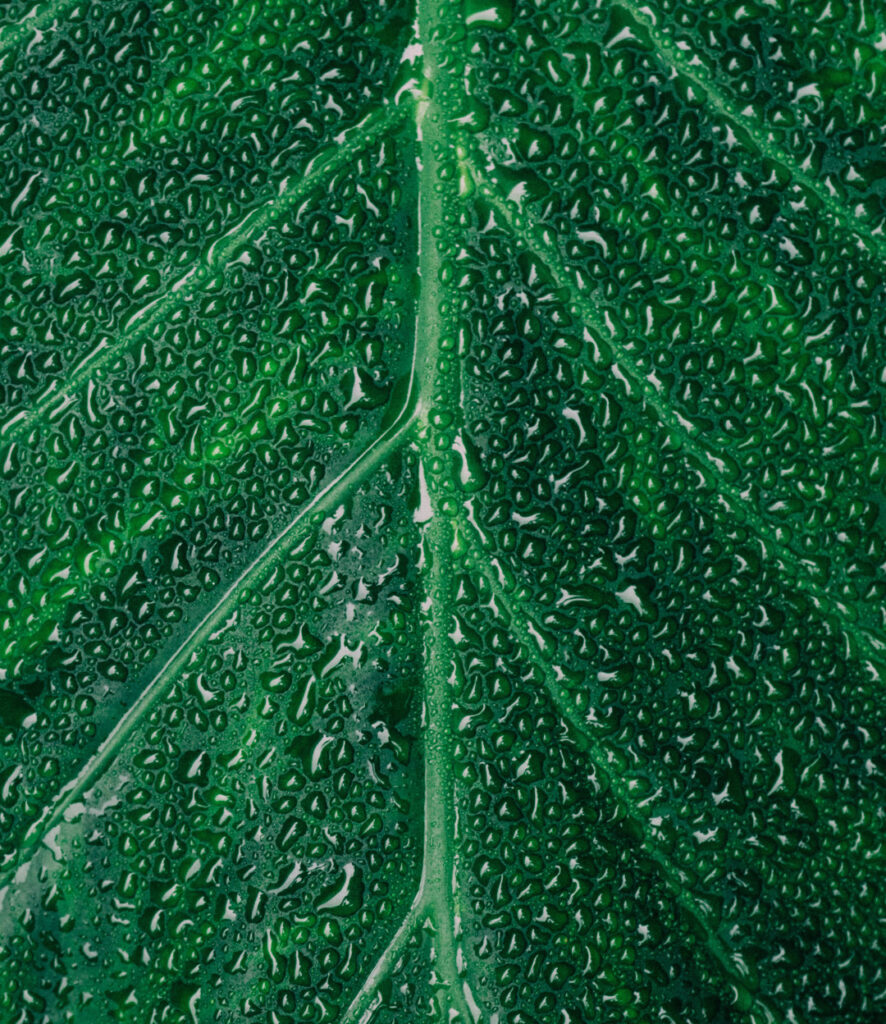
365,932,442,1023
452,620,750,1024
0,0,885,1022
0,468,423,1024
469,1,886,636
0,130,417,863
450,202,884,1017
0,0,411,413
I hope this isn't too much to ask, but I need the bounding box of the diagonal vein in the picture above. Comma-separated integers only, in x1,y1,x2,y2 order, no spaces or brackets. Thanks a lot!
465,155,886,677
0,100,409,446
336,491,471,1024
0,331,421,887
339,890,424,1024
611,0,886,263
457,516,794,1024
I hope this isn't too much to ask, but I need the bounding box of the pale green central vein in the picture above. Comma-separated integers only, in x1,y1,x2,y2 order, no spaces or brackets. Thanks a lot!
613,0,886,263
337,30,472,1014
466,155,886,679
0,100,408,446
337,2,478,1015
420,511,474,1024
411,1,477,1017
457,514,793,1024
339,894,423,1024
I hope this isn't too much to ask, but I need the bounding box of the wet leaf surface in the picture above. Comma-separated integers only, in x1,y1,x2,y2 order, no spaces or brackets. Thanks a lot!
0,1,884,1022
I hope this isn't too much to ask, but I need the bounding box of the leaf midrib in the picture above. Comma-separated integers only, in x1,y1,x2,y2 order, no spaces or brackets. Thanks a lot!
1,4,878,1019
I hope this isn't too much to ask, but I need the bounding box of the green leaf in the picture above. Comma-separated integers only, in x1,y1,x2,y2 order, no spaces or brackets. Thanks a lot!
0,0,883,1022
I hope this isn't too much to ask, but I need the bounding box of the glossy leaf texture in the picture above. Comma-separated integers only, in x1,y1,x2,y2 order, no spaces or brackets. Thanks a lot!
0,0,884,1022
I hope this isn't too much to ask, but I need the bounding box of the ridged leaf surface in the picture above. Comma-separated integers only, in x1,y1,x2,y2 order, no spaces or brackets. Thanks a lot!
0,1,884,1022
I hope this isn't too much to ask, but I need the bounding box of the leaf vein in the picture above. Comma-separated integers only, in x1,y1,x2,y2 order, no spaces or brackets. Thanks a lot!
0,339,420,887
0,100,409,446
459,516,794,1024
612,0,886,261
467,155,885,677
